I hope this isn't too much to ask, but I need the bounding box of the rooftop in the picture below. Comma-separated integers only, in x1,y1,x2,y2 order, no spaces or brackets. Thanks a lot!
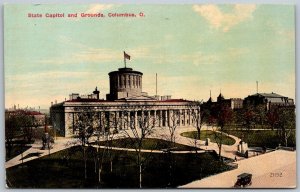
252,92,286,98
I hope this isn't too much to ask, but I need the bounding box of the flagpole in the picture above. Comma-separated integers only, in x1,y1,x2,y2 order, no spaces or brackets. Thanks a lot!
156,73,157,95
124,52,126,68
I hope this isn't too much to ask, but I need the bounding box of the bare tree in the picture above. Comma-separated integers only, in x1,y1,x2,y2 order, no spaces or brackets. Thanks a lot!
255,104,267,128
267,109,279,130
191,102,207,141
121,106,156,188
73,107,98,180
5,112,21,158
276,108,295,147
94,110,121,184
167,110,179,148
242,105,256,131
212,105,233,159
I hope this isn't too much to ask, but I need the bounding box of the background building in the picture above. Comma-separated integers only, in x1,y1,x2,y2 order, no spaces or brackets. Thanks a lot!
243,92,294,111
202,93,244,111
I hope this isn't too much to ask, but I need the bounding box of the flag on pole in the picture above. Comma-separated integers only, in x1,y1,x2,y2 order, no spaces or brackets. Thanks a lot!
124,51,131,60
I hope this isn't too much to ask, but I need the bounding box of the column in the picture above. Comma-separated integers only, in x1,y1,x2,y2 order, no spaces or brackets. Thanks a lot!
121,111,124,130
99,111,102,131
115,111,118,130
134,111,137,129
168,110,171,127
133,76,135,88
106,111,110,130
127,111,130,129
71,113,75,134
147,110,150,126
188,109,191,126
178,110,181,127
159,110,162,127
169,110,173,127
154,110,157,127
164,110,168,127
183,109,186,126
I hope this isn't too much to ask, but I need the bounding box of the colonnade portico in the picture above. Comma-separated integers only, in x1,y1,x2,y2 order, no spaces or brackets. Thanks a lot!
51,101,200,137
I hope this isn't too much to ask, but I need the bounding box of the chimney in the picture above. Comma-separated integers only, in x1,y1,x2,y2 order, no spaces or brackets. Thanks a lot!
93,87,100,99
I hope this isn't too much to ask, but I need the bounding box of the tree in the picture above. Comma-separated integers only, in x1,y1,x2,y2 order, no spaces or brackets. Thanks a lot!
167,110,179,148
276,108,295,147
21,113,39,143
242,105,256,131
5,112,21,158
121,107,156,188
212,105,233,159
164,110,181,186
255,104,267,128
191,102,208,141
267,109,279,130
5,110,39,159
73,107,98,180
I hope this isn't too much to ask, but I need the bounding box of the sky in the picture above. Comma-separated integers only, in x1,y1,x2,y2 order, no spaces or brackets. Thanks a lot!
4,4,295,109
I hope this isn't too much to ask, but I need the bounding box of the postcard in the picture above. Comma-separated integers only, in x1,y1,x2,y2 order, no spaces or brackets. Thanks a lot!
4,4,296,188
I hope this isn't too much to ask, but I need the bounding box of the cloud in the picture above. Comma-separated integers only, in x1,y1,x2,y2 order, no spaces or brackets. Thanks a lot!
86,4,114,13
37,45,151,65
179,52,219,66
153,51,219,66
193,4,256,32
5,71,110,108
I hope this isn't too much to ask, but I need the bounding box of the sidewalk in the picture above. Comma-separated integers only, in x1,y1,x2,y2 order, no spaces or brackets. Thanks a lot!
181,150,296,188
5,125,242,168
5,137,75,169
148,125,242,160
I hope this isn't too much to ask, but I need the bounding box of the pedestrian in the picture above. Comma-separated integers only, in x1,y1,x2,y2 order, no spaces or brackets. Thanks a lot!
234,156,237,161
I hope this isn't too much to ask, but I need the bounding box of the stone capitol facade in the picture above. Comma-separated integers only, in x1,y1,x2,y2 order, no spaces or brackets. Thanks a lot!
50,67,200,137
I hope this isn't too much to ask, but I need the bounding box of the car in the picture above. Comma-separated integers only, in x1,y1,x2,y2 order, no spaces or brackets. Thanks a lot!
234,173,252,188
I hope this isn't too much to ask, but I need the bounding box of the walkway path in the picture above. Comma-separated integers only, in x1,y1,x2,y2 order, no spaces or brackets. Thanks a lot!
5,137,75,169
147,125,243,160
180,150,296,188
91,144,205,154
5,125,242,168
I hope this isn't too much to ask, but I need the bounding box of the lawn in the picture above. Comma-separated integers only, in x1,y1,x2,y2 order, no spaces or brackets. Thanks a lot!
6,145,235,188
92,138,199,151
180,130,236,145
223,129,296,148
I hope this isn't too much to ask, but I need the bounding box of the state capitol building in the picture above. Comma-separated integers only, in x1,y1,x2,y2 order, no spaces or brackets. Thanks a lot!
50,65,200,137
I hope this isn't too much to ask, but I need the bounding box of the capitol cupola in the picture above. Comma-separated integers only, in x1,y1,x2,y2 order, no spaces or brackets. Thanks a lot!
106,67,143,101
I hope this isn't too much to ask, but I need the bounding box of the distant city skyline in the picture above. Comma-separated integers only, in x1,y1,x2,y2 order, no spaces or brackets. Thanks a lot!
5,4,295,109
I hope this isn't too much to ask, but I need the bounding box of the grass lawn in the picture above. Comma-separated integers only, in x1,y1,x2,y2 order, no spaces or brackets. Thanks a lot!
180,130,236,145
92,138,199,151
6,145,235,188
224,129,296,148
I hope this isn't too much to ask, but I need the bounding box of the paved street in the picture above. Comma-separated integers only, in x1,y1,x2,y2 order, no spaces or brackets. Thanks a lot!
181,150,296,188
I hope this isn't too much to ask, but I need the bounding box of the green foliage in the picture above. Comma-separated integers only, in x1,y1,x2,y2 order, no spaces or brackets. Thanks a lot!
224,129,296,148
180,130,236,145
